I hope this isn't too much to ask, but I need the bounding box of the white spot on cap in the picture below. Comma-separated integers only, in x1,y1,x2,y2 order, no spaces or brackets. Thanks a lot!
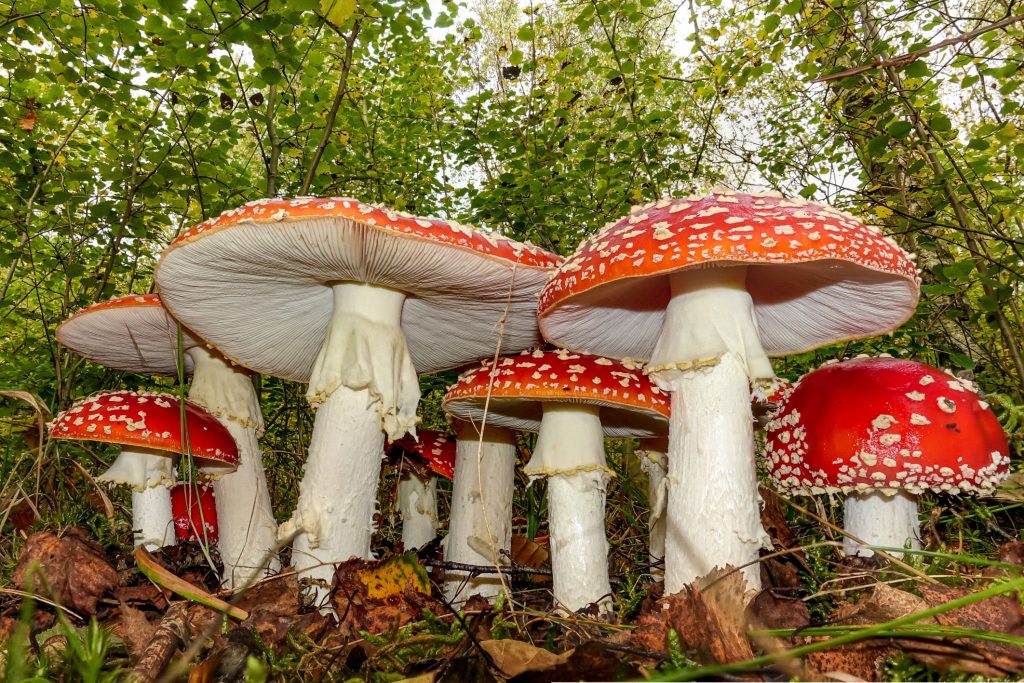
937,397,957,414
871,414,897,430
905,391,925,401
910,413,931,425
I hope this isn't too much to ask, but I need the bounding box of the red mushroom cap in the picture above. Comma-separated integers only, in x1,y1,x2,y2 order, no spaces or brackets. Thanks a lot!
170,483,218,542
443,349,669,437
765,357,1010,496
57,294,206,376
155,197,563,380
388,429,456,479
49,391,239,470
538,191,920,361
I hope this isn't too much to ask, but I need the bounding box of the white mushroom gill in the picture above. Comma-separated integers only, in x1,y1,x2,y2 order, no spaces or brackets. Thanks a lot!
285,281,420,606
188,345,281,589
525,402,613,616
647,266,773,594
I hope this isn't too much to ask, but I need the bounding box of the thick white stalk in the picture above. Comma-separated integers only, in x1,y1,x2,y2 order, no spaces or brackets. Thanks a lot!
526,403,613,616
637,441,668,579
445,422,515,605
131,485,175,550
187,346,280,589
283,386,384,606
284,281,416,608
398,471,438,550
649,267,772,595
843,490,921,557
211,420,282,587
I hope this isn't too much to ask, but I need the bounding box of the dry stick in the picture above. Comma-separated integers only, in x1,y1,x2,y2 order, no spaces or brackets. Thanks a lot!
129,602,192,683
811,13,1024,83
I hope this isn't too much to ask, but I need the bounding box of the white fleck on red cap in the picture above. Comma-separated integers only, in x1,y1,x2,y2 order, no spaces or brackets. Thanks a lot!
388,429,456,479
49,391,239,470
538,191,920,360
765,357,1010,496
443,349,669,437
57,294,205,376
155,198,563,380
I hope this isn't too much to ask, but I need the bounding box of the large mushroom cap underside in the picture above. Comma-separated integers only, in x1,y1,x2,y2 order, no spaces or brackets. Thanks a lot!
57,294,203,375
443,349,669,438
765,357,1010,496
155,198,562,380
538,191,920,360
49,391,239,470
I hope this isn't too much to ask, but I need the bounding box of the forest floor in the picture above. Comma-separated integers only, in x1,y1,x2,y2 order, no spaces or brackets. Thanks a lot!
4,485,1024,682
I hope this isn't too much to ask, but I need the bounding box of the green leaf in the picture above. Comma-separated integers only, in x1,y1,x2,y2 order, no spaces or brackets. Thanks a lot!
517,25,535,41
929,114,953,132
949,353,976,370
260,66,283,85
867,134,890,157
320,0,357,26
887,121,913,138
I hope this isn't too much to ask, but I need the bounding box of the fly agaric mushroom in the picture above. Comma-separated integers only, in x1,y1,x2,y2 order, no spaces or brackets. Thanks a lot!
765,356,1010,557
57,294,280,588
49,391,238,550
170,483,218,543
444,349,669,614
155,198,561,601
538,191,920,593
387,429,456,549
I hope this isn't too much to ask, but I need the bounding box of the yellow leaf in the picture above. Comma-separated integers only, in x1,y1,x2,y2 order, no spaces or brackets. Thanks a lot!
320,0,356,26
354,551,429,600
874,205,894,218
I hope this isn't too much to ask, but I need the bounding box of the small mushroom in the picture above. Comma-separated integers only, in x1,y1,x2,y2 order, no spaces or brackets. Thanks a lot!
765,357,1011,557
387,429,456,549
58,294,279,587
444,349,669,615
170,483,219,544
49,391,238,550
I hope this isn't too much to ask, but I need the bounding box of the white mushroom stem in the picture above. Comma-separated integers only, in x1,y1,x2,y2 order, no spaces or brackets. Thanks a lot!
637,445,668,578
284,282,419,607
649,266,773,595
445,423,515,605
187,345,280,589
525,403,613,615
97,447,175,550
398,470,438,550
131,487,175,550
843,490,921,558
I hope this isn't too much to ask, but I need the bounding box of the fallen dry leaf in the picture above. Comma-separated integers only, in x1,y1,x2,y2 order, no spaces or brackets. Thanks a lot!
332,553,446,638
516,640,641,682
510,534,549,568
479,639,572,677
13,528,118,616
238,573,329,650
629,567,757,669
898,583,1024,677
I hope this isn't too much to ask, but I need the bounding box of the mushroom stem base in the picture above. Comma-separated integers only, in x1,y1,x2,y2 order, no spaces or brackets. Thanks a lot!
659,353,770,594
285,386,385,608
398,472,438,550
445,424,515,606
548,472,613,615
132,485,175,550
843,490,921,557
